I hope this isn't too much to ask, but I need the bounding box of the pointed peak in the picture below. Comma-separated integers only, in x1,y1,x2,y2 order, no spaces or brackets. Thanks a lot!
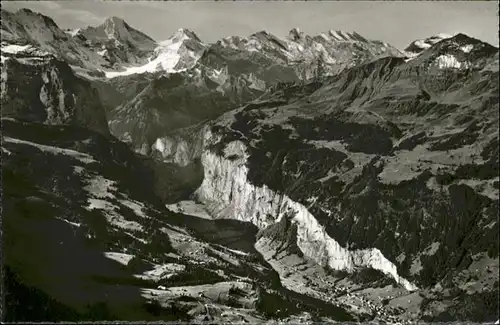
14,8,59,28
350,31,368,42
171,28,201,42
450,33,479,43
288,27,304,41
327,30,356,41
250,30,283,42
404,32,497,62
103,16,127,28
252,30,270,37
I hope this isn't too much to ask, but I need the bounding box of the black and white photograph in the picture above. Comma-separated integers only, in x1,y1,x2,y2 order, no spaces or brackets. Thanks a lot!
0,0,499,323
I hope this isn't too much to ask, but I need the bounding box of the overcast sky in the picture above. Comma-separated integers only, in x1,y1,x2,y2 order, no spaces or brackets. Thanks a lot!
3,1,498,48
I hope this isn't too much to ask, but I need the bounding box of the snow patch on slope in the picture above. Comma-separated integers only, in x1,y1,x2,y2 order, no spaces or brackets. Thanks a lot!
1,42,52,59
460,44,474,53
404,33,454,60
435,54,467,69
1,44,32,54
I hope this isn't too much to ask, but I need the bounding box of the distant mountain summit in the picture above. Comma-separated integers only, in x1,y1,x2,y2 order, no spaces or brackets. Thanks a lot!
406,33,498,70
76,16,157,67
404,33,453,56
214,28,403,80
78,16,156,49
287,27,305,41
104,28,207,78
0,8,402,80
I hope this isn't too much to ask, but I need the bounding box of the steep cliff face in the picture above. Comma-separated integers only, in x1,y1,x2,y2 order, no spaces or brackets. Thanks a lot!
3,117,358,322
103,27,407,152
194,134,417,291
1,9,161,74
77,16,157,69
148,124,418,293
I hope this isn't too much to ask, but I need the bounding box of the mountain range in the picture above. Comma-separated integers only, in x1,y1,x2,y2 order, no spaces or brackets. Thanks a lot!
1,8,498,323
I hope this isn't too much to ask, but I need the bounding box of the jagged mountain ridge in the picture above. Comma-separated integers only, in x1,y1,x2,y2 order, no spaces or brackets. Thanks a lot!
1,8,110,72
1,9,200,75
1,7,499,324
74,16,157,69
1,8,404,79
103,28,207,78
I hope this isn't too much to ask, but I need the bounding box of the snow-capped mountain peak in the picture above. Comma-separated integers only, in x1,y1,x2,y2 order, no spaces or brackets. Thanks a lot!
171,28,202,42
429,32,453,40
404,33,453,56
406,32,498,70
103,27,206,78
80,16,156,48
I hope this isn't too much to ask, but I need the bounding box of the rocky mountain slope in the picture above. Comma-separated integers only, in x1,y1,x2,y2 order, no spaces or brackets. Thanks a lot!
1,8,498,323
